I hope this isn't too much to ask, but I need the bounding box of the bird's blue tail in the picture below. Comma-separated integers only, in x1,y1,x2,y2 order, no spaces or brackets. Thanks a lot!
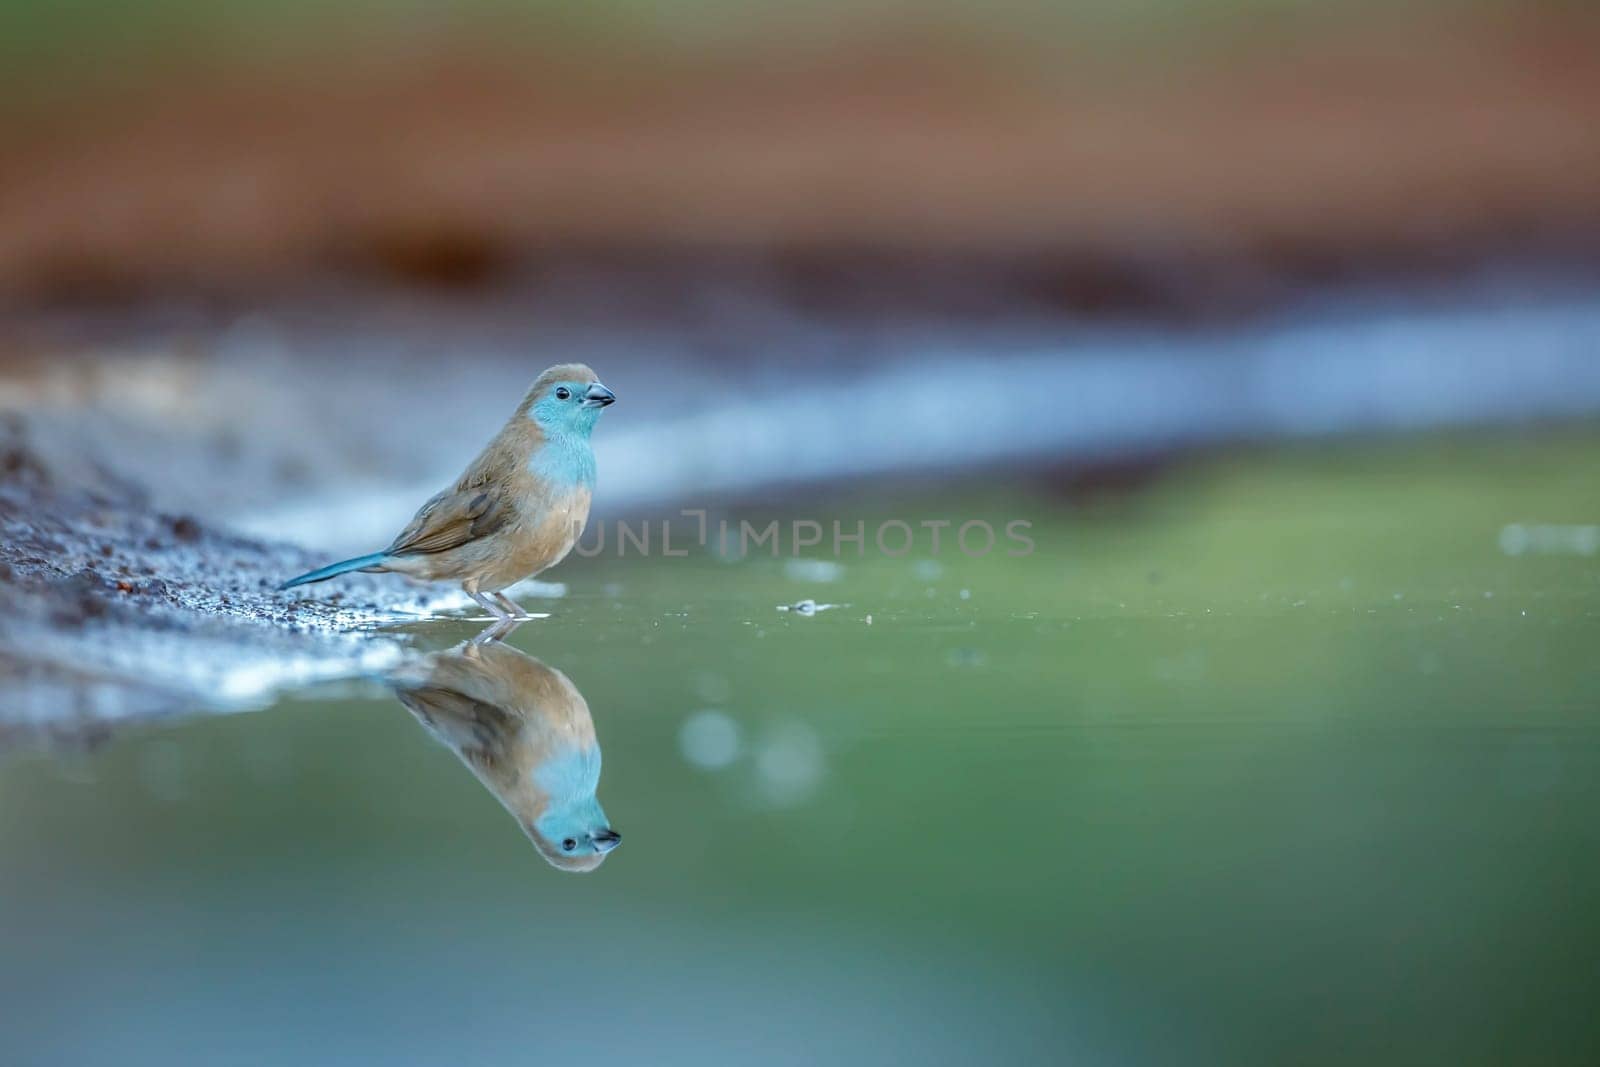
279,552,387,591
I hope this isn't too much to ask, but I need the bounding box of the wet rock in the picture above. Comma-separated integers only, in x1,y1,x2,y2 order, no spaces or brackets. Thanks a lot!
0,447,51,488
0,474,425,750
12,531,67,556
0,416,51,488
49,569,111,623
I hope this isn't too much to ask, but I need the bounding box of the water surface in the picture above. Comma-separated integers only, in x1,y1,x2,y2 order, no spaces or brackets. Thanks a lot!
2,432,1598,1065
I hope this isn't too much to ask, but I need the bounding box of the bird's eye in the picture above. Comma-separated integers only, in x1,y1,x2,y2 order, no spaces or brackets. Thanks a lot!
561,838,577,852
555,387,571,401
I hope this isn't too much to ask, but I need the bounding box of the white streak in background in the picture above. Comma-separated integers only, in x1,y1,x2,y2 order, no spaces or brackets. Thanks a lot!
231,294,1600,553
784,559,844,583
1499,524,1600,557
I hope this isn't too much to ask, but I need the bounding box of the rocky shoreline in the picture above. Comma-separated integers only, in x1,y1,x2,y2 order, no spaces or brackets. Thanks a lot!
0,424,418,751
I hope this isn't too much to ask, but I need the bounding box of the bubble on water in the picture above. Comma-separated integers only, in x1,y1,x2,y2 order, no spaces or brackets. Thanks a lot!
679,711,742,771
959,588,971,600
912,559,943,581
755,720,825,805
778,599,840,616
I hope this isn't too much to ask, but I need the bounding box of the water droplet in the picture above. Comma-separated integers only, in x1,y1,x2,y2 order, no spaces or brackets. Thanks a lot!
755,721,825,805
679,711,742,771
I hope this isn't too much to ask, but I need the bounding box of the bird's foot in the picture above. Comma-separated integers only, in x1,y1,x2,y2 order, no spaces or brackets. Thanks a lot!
465,588,511,621
491,592,532,620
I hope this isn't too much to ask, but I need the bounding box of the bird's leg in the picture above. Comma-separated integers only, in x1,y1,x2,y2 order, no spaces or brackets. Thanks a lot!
464,585,509,621
491,591,529,620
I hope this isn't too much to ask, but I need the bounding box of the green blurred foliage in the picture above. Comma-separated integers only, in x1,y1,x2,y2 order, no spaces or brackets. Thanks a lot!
0,0,1566,80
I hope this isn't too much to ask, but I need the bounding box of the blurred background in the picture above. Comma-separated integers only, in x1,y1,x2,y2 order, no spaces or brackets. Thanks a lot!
2,2,1599,1065
3,0,1600,532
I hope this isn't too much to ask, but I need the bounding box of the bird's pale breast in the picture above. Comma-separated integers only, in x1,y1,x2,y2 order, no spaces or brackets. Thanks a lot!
475,484,592,592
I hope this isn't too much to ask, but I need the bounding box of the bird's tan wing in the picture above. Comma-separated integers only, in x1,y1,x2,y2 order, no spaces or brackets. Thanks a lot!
395,685,516,763
386,485,510,557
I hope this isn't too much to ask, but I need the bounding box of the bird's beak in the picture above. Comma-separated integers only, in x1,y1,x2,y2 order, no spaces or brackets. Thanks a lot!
583,383,616,408
593,828,622,853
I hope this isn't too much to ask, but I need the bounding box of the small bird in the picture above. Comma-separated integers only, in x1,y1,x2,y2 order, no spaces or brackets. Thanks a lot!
392,630,621,872
280,363,615,619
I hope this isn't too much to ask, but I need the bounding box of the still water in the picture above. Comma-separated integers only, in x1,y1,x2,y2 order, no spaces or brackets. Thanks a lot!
2,434,1598,1065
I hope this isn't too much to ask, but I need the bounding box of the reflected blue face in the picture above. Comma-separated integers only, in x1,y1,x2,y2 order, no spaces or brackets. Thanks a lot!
533,796,619,859
532,746,619,861
529,380,615,439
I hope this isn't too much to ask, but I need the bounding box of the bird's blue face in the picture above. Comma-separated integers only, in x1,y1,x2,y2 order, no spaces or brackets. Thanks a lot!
529,379,616,439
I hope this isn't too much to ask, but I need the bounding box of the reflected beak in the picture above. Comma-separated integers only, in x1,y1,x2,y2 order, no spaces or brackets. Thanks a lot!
583,383,616,408
593,828,622,853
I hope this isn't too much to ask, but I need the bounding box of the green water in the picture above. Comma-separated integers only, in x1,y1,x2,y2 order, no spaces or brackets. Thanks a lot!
2,432,1598,1065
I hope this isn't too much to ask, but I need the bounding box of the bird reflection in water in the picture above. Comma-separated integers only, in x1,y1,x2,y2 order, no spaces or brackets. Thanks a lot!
390,622,620,872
